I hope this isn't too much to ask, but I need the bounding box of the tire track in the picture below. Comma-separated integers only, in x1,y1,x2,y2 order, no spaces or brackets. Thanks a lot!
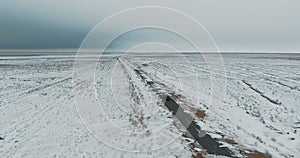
242,80,281,105
0,76,72,111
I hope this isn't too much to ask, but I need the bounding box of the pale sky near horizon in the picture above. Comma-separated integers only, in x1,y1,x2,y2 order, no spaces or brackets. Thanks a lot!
0,0,300,52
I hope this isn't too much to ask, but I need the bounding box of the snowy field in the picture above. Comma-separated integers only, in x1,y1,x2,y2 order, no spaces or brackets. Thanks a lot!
0,53,299,157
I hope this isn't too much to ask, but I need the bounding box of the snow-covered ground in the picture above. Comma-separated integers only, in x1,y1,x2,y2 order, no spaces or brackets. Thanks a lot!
0,53,299,157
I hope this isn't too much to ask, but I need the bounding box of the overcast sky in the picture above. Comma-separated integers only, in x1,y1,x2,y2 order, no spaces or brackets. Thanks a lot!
0,0,300,52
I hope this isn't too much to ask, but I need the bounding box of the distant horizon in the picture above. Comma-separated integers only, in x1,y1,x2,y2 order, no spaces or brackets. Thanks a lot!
0,48,300,54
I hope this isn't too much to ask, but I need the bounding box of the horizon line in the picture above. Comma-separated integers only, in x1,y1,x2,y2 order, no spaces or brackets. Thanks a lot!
0,48,299,54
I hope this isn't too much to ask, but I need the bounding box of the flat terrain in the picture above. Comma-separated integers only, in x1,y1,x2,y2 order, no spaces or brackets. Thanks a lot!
0,53,299,157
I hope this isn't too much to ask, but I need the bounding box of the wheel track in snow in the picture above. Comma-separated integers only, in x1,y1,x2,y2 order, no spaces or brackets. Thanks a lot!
241,80,282,105
0,76,72,111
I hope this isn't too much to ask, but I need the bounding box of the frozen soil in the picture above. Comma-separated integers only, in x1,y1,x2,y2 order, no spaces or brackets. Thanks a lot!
0,53,299,157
